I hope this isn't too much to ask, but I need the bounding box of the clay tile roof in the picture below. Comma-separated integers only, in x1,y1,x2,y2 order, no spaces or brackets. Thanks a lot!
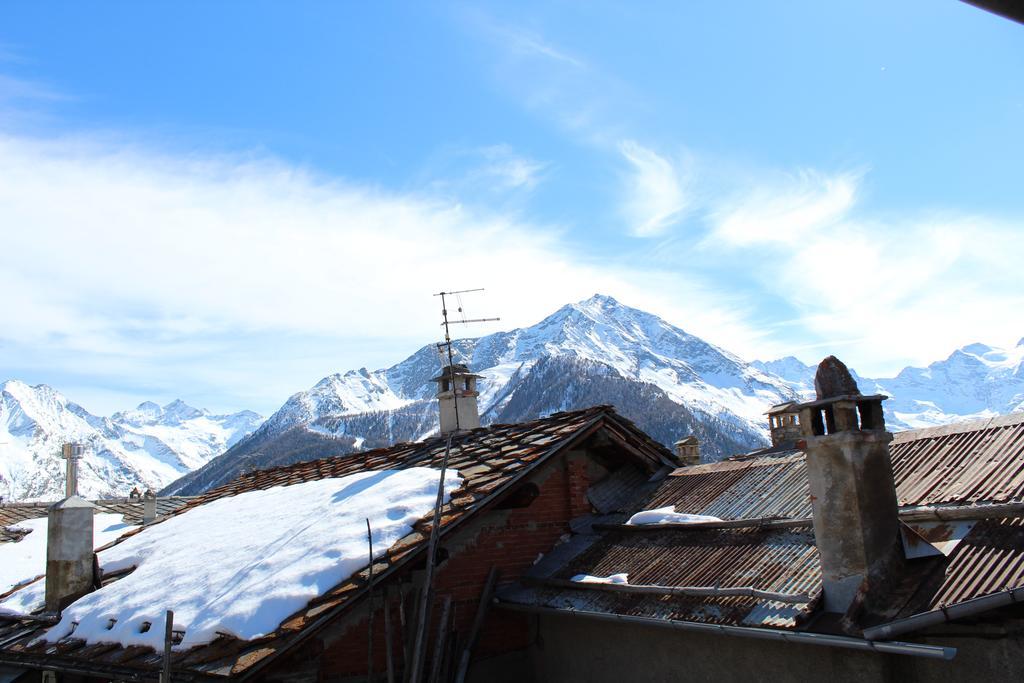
0,497,195,542
0,405,673,679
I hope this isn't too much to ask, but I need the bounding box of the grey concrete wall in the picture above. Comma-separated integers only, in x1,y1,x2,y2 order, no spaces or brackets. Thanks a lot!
526,614,1024,683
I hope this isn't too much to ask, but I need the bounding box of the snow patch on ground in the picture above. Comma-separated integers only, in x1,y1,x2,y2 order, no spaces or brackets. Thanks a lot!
0,512,136,615
41,467,462,650
626,506,722,526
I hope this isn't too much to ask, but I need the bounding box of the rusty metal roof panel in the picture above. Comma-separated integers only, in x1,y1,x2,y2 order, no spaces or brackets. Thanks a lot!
645,452,811,521
641,413,1024,522
512,524,823,630
890,413,1024,507
508,524,823,629
911,516,1024,611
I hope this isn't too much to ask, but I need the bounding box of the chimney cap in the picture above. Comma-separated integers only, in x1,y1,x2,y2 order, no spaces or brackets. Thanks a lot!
50,495,95,510
765,401,799,416
430,363,483,382
674,435,699,446
814,356,861,400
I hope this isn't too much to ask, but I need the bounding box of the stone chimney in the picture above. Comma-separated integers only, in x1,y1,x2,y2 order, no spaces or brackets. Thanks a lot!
795,356,898,613
430,364,482,435
45,495,95,612
143,489,157,524
673,436,700,467
766,402,801,448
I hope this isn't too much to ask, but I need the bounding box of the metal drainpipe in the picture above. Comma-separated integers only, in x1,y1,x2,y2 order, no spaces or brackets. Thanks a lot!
863,586,1024,641
496,602,957,660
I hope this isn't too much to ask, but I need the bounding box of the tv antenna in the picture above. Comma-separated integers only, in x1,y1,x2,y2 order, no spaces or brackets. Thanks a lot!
433,288,499,426
409,288,498,682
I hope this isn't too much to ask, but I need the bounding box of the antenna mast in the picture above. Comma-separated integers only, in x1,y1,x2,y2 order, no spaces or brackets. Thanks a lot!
409,289,498,682
434,288,499,431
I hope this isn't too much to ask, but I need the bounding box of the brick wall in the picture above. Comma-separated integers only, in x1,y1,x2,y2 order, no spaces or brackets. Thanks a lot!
307,452,593,681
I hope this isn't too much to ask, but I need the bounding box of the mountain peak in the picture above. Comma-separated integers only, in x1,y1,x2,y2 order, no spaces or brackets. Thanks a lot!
578,293,621,307
961,342,993,356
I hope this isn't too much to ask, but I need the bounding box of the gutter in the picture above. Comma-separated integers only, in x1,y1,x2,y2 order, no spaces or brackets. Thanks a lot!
863,586,1024,641
496,602,956,660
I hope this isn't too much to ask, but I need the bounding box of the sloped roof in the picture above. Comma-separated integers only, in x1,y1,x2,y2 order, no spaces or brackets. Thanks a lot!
499,412,1024,636
503,524,821,631
0,405,673,680
0,497,194,543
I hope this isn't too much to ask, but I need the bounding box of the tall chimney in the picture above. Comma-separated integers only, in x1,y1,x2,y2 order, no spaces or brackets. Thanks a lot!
673,436,700,467
143,489,157,524
45,495,95,612
796,356,898,613
430,364,482,435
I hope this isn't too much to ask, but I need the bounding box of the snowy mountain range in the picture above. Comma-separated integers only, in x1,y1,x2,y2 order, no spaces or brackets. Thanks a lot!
755,340,1024,430
165,295,807,494
5,294,1021,502
0,380,264,502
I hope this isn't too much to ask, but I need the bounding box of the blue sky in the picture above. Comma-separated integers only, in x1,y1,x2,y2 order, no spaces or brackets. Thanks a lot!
0,1,1022,415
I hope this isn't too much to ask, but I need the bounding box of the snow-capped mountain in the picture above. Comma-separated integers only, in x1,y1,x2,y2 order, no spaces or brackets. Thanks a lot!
0,380,264,502
754,340,1024,430
166,295,801,495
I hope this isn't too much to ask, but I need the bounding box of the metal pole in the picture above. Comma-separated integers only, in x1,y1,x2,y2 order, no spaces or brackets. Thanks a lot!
161,609,173,683
439,291,460,432
408,435,454,682
427,595,452,683
384,586,396,683
367,518,375,682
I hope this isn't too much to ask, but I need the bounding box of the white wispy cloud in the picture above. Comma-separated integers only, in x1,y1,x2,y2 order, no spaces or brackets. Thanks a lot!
618,140,690,238
711,169,860,246
0,131,762,412
705,169,1024,372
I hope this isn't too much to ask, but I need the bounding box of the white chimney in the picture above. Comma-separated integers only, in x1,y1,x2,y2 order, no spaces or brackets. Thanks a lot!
430,364,482,435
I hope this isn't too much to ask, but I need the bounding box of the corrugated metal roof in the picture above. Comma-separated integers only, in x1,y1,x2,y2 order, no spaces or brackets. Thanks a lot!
890,413,1024,507
646,452,811,521
502,524,821,629
909,516,1024,612
647,412,1024,520
499,412,1024,636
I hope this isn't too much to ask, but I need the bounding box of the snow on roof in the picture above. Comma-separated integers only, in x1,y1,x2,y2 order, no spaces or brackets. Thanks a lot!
42,467,462,651
571,573,629,585
626,506,722,526
0,513,135,616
